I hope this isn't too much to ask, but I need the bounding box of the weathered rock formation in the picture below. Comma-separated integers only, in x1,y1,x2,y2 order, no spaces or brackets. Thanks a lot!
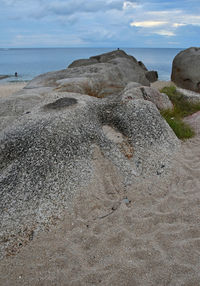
171,47,200,93
0,50,179,258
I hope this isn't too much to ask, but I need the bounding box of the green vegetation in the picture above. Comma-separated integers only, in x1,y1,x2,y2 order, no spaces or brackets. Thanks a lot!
160,109,195,139
160,86,200,140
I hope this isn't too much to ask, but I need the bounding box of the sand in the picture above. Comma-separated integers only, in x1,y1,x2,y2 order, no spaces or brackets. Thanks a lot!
0,82,200,285
151,80,176,91
0,82,26,99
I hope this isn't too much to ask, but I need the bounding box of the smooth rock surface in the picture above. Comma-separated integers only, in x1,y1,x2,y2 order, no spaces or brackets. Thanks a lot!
171,47,200,93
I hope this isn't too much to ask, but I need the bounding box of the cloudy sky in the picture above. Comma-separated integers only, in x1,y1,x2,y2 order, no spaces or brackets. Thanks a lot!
0,0,200,48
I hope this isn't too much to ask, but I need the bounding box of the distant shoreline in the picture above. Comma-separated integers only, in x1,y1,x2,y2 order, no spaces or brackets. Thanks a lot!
0,75,10,80
0,79,30,85
0,48,181,82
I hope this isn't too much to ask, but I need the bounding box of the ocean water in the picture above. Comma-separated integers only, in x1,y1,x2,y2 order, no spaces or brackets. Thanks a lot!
0,48,182,83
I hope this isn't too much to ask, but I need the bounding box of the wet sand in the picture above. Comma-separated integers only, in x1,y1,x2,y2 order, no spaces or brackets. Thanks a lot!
0,82,200,285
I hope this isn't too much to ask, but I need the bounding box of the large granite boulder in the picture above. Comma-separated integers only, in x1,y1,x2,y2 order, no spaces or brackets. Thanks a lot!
0,50,179,258
26,50,151,96
171,47,200,93
68,50,157,84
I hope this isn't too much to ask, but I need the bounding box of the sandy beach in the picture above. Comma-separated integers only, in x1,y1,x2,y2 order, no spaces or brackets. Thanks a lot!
0,82,200,285
0,82,26,99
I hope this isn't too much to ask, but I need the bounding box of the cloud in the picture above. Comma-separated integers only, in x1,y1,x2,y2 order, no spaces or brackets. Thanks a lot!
145,8,200,27
1,0,128,19
130,21,167,27
129,4,200,38
154,30,175,36
173,23,186,27
46,0,123,16
1,0,142,20
147,9,183,16
0,0,200,47
123,1,142,10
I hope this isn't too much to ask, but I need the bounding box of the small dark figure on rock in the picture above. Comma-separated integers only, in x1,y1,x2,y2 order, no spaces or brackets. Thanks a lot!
15,72,18,77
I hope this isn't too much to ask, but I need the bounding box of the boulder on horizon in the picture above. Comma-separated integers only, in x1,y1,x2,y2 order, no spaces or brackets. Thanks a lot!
171,47,200,93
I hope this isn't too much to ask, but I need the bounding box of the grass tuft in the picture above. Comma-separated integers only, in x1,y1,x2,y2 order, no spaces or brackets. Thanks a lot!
160,86,200,140
160,109,195,139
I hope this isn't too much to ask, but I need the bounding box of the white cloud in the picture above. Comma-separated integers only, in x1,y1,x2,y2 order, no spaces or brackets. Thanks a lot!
1,0,200,47
145,9,200,27
130,21,167,27
173,23,186,27
147,9,183,16
181,15,200,26
123,1,142,10
154,30,175,37
129,6,200,39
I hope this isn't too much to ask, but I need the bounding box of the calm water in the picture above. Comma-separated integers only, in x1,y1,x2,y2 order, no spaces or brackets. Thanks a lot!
0,48,182,83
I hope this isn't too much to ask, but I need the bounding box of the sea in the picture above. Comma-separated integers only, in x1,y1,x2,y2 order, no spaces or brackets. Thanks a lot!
0,48,183,83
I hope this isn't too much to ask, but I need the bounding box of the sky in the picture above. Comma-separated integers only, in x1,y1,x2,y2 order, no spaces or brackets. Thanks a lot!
0,0,200,48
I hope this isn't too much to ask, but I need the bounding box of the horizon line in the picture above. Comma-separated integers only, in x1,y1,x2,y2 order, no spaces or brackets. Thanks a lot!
0,46,184,49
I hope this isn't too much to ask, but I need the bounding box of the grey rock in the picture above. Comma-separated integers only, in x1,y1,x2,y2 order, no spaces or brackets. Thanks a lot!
140,86,173,110
122,85,173,110
171,47,200,93
68,58,99,68
26,50,150,93
145,71,158,83
90,49,138,64
138,61,148,71
176,87,200,103
0,86,53,132
137,61,158,83
0,93,42,132
124,82,143,89
0,50,179,258
43,97,78,110
0,93,179,258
